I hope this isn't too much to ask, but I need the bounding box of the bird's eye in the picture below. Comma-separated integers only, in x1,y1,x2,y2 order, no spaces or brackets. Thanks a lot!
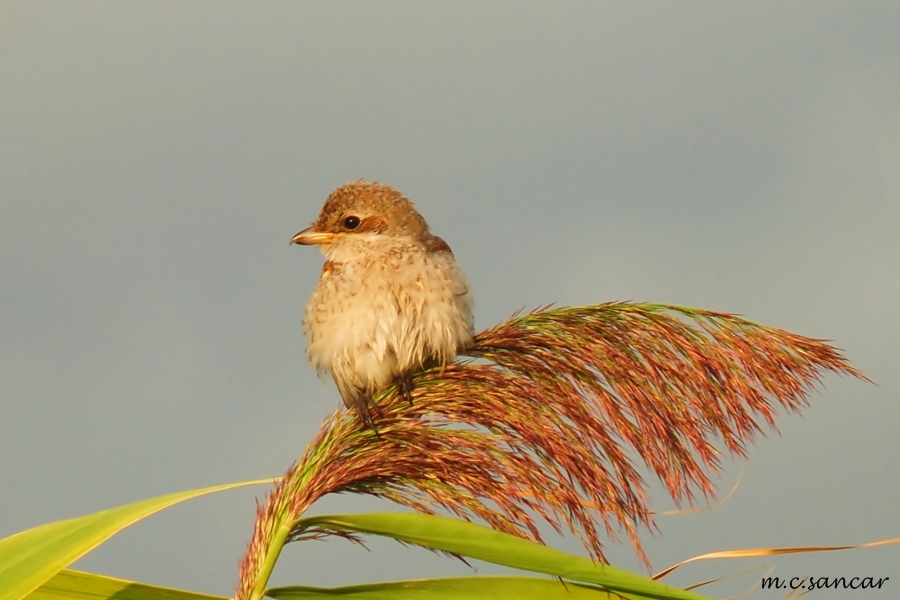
343,216,361,230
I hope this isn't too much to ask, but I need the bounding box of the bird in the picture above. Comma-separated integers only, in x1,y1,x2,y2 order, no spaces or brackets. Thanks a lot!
291,181,475,429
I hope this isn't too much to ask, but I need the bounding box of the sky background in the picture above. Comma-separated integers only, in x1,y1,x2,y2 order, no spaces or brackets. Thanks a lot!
1,2,898,599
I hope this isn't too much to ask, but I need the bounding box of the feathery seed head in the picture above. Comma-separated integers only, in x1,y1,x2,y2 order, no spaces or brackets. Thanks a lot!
236,302,869,600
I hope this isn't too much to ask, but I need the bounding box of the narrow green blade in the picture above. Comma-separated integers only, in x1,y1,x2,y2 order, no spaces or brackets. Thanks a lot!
296,513,709,600
1,479,275,600
268,576,659,599
26,570,227,600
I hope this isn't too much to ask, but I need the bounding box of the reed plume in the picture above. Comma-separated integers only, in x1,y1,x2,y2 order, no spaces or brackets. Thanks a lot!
236,302,866,600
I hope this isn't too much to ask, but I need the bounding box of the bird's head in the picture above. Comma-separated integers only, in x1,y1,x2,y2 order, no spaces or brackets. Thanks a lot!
291,181,431,257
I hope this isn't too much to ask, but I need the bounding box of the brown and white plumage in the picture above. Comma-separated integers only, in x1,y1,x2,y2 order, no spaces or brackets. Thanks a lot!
291,181,474,427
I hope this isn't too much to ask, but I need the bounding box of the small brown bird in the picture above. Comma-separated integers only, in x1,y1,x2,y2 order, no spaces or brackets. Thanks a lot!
291,181,475,428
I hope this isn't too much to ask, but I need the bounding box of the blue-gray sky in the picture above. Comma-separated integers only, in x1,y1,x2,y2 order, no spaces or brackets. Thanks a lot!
1,3,897,599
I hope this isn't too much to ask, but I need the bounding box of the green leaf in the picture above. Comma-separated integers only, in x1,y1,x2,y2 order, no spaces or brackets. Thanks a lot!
26,570,227,600
267,576,659,599
294,513,710,600
0,479,275,600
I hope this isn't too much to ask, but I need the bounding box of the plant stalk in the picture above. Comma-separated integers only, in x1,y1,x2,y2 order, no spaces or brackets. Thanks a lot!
250,519,292,600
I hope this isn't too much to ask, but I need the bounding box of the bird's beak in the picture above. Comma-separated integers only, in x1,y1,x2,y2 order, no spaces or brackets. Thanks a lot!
290,226,336,245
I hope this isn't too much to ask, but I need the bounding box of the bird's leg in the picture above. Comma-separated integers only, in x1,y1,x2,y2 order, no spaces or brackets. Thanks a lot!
396,372,415,405
339,382,385,436
355,393,386,437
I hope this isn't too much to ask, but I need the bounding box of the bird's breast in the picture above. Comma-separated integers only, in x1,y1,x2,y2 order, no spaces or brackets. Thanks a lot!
303,242,474,391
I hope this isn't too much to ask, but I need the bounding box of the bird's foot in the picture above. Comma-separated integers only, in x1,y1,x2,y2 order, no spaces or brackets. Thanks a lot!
396,373,415,405
356,395,385,437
